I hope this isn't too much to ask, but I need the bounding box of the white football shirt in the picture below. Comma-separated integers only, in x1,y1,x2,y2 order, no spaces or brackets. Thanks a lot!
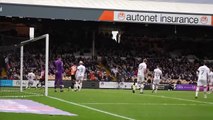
137,62,147,76
76,65,86,77
208,71,213,83
197,65,210,81
27,72,35,81
154,68,162,80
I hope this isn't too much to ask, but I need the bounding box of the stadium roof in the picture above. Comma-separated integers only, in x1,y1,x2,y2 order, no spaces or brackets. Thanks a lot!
1,0,213,15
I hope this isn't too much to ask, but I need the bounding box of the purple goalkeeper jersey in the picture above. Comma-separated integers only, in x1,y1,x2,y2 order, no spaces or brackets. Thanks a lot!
54,58,64,87
54,59,63,74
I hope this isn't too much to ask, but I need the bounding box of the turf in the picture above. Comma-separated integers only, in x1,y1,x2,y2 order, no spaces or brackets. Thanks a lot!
0,89,213,120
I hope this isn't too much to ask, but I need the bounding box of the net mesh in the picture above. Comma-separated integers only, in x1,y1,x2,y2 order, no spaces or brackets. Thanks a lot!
0,35,48,98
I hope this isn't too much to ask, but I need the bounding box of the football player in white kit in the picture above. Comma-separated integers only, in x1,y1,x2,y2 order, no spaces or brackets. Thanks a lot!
152,65,162,93
26,70,36,89
137,58,147,94
74,61,86,91
208,68,213,94
195,62,210,99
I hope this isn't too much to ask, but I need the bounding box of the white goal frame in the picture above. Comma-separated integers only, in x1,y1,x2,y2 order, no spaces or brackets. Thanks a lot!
20,34,49,96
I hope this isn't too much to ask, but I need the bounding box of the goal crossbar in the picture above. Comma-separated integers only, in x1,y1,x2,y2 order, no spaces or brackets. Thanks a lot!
21,34,48,45
20,34,49,96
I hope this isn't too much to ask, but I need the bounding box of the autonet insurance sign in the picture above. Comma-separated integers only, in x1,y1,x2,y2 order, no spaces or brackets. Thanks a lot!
114,11,212,25
99,10,213,26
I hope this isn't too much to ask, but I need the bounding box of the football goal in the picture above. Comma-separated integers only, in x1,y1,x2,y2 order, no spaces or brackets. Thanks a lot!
0,33,49,98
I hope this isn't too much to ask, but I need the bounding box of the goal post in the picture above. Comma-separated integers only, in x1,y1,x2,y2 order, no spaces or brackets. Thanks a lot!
20,34,49,96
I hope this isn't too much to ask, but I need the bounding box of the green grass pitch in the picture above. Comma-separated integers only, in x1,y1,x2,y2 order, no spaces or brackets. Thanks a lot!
0,89,213,120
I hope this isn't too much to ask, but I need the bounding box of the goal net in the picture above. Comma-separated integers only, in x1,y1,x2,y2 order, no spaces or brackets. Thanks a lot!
0,34,49,98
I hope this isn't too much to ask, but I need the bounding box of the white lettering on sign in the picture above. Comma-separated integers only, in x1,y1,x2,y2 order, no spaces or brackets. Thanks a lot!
114,11,212,26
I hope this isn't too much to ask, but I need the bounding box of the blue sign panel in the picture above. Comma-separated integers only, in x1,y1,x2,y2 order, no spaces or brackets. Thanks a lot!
0,80,13,87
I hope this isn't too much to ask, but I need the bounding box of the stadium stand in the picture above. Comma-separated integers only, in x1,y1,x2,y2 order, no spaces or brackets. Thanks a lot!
1,19,213,85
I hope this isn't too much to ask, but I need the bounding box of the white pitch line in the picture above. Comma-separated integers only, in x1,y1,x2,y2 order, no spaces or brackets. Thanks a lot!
143,94,213,105
0,94,43,98
81,103,203,106
47,96,135,120
0,91,43,98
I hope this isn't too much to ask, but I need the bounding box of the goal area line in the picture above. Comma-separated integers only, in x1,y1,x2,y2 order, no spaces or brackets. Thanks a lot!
0,91,43,98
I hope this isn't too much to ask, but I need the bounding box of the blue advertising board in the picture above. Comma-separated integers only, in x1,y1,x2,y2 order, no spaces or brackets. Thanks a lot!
0,79,13,87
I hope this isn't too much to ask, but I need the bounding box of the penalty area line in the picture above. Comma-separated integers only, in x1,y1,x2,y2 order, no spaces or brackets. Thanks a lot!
81,102,203,106
143,94,213,105
47,96,135,120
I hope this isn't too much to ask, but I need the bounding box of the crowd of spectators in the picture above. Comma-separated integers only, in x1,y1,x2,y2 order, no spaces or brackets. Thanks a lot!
2,34,212,85
1,20,213,85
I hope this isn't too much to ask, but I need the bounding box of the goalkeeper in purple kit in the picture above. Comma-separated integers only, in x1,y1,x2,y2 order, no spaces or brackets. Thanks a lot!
54,55,64,92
